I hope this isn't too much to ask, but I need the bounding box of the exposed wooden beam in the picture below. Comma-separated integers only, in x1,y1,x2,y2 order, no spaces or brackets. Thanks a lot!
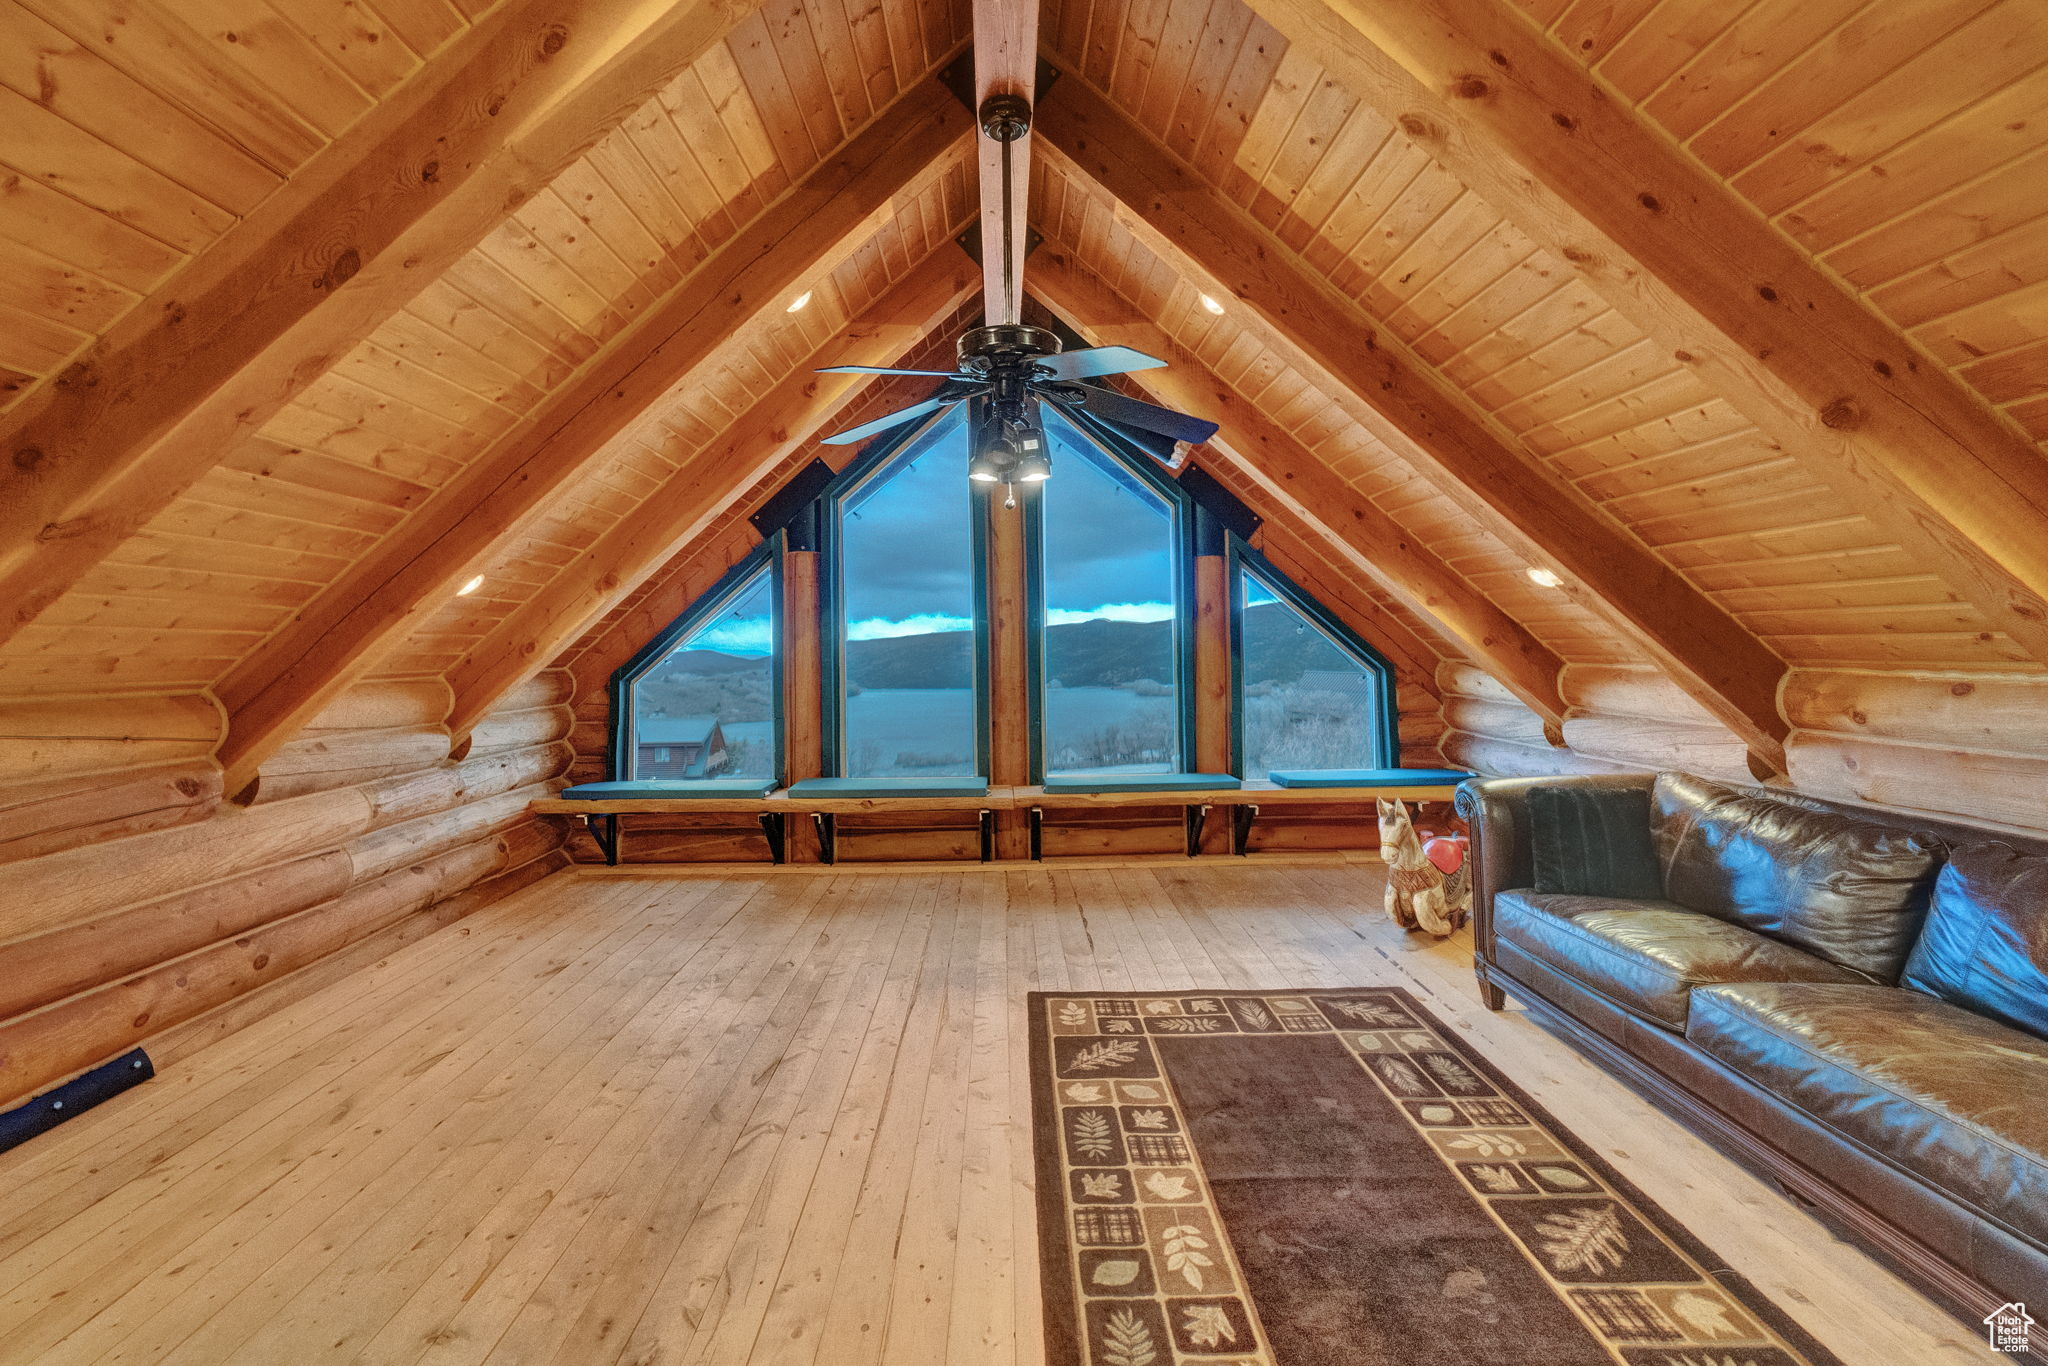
1028,248,1568,729
1243,0,2048,667
215,90,975,795
557,323,976,693
972,0,1039,323
441,251,982,740
0,0,774,644
1036,75,1788,775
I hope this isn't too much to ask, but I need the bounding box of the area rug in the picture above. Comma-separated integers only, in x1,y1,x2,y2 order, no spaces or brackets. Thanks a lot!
1028,988,1844,1366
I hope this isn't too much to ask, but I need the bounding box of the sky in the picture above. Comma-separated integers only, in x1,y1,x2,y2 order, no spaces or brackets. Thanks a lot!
676,423,1184,658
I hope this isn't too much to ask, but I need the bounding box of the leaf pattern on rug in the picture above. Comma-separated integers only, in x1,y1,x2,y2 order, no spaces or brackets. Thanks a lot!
1162,1225,1213,1289
1376,1057,1429,1094
1665,1357,1772,1366
1330,999,1409,1026
1099,1308,1158,1366
1144,1170,1194,1200
1182,1304,1237,1347
1445,1131,1528,1158
1470,1164,1522,1192
1091,1259,1140,1287
1236,1000,1273,1030
1669,1291,1740,1338
1057,1001,1089,1027
1072,1110,1114,1159
1186,998,1221,1013
1152,1017,1225,1033
1533,1204,1628,1276
1423,1054,1483,1093
1064,1082,1107,1104
1080,1172,1123,1199
1069,1039,1141,1072
1129,1108,1170,1130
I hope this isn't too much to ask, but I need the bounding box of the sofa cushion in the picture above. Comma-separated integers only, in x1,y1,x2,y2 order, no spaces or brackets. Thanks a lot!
1650,772,1944,980
1902,843,2048,1038
1527,783,1662,899
1493,890,1865,1031
1688,982,2048,1248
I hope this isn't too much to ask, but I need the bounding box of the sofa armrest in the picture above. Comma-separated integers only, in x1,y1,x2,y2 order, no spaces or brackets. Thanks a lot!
1456,774,1657,968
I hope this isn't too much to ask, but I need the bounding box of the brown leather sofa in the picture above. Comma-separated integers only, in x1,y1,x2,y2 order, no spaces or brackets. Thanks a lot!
1458,771,2048,1348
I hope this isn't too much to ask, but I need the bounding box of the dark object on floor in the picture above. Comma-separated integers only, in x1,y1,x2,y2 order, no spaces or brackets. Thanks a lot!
0,1048,153,1155
1028,987,1842,1366
1463,771,2048,1363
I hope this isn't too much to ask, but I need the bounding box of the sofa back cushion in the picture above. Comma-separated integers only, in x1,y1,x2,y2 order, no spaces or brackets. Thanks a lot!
1527,784,1663,899
1651,773,1944,980
1902,843,2048,1038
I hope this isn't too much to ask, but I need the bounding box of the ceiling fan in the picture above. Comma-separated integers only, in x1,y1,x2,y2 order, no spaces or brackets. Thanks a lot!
813,92,1220,497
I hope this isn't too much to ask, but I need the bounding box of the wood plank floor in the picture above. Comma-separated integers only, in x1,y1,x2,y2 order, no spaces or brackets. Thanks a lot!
0,861,2001,1366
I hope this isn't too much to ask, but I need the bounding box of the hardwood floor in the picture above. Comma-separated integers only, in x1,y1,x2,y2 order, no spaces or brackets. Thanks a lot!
0,860,2000,1366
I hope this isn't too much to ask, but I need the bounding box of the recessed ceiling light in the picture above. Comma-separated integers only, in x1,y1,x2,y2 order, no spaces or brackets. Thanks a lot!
1526,567,1563,589
1199,293,1225,315
456,574,486,597
786,290,813,313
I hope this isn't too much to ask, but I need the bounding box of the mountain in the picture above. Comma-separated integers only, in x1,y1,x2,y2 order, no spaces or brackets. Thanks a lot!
839,600,1358,690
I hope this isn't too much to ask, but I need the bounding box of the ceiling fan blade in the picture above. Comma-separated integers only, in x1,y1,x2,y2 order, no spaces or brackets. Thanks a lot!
817,396,961,446
1033,346,1168,380
1064,405,1186,468
1056,385,1220,446
817,365,967,378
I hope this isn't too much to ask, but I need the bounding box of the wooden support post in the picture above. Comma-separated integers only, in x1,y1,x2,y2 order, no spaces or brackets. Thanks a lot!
781,549,824,863
985,487,1034,859
1194,554,1233,780
971,0,1040,323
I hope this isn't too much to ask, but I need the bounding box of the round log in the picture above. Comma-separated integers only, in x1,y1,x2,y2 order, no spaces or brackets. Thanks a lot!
2,787,376,943
0,759,223,866
0,850,353,1021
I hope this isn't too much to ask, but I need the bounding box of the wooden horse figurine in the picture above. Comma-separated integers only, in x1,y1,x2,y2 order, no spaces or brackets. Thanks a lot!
1376,798,1470,937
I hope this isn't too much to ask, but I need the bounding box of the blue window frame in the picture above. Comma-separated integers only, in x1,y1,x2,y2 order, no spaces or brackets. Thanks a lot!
1030,406,1195,779
1229,543,1397,777
609,547,783,782
822,407,991,778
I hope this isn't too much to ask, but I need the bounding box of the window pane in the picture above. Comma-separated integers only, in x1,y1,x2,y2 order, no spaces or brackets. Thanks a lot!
1041,426,1181,774
839,438,981,776
1239,567,1384,774
629,568,776,780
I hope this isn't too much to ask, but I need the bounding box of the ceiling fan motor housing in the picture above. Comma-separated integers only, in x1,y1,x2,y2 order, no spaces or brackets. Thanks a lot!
957,324,1062,371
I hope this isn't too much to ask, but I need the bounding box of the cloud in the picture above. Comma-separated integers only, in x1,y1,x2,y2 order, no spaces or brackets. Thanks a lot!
1046,602,1175,626
690,616,775,656
847,613,975,640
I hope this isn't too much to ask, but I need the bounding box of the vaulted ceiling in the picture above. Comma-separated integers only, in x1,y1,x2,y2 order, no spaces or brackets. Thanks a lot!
4,0,2046,794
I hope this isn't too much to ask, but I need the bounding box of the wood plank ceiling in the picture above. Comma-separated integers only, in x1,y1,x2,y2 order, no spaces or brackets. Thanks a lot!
2,0,2044,781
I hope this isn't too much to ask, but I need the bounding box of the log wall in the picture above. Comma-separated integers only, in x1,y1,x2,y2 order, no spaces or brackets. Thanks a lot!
0,673,573,1110
1441,657,2048,839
